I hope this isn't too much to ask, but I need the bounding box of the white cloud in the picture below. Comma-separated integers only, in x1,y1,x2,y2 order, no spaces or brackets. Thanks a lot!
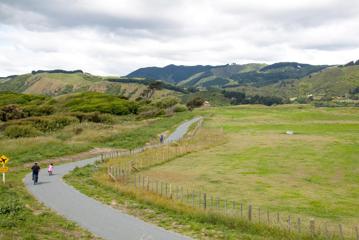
0,0,359,76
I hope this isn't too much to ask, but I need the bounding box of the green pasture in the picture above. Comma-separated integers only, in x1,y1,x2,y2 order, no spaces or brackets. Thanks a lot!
141,105,359,225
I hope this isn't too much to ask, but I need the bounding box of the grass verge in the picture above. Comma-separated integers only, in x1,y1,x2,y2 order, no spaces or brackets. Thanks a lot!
65,164,331,240
0,169,98,240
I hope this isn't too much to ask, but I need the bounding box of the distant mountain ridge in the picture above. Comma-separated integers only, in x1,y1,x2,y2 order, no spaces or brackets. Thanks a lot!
1,59,358,100
127,64,215,84
126,60,359,98
31,69,84,75
127,62,329,88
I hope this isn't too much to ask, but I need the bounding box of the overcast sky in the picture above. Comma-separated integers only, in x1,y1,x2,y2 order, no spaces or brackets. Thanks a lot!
1,0,359,76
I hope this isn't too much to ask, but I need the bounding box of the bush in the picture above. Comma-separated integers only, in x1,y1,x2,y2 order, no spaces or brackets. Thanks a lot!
64,92,138,115
138,108,165,119
70,112,114,124
173,104,187,112
23,105,55,117
186,97,205,110
154,97,179,109
0,92,47,106
28,116,78,132
4,125,41,138
0,105,27,121
73,127,83,135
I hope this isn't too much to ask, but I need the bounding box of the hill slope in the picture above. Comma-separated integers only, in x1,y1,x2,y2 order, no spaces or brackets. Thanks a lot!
127,64,214,84
2,61,359,100
0,71,183,100
229,65,359,98
126,62,328,89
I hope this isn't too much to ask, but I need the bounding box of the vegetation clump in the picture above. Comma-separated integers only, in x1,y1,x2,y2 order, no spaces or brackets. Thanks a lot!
4,125,41,138
63,92,138,115
186,97,205,110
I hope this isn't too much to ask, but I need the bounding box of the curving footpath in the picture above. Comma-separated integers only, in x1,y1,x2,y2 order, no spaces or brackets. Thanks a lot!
24,117,202,240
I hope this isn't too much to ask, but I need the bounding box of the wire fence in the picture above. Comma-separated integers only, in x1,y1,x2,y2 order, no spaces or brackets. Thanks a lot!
100,119,358,239
107,167,358,240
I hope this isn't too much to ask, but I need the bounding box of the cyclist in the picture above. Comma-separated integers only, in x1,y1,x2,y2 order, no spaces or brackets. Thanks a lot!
31,162,40,184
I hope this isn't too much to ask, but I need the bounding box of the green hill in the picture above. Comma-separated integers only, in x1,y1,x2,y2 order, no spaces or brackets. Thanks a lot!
126,62,328,89
2,61,359,102
127,64,214,84
0,71,184,100
227,65,359,99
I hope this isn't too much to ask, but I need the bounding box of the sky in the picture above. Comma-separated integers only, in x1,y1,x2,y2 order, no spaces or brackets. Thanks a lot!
1,0,359,76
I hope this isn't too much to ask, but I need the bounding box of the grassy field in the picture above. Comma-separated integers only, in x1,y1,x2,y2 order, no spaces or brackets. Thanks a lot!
139,105,359,227
66,164,305,240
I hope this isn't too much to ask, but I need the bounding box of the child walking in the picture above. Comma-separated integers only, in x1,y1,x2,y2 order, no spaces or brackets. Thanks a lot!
48,163,54,176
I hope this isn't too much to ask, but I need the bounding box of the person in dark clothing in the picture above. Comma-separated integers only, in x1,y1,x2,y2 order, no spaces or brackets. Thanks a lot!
160,134,164,144
31,162,40,184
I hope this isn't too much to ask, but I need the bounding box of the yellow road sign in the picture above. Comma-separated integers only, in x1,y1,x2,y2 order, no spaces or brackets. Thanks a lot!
0,167,9,173
0,155,9,164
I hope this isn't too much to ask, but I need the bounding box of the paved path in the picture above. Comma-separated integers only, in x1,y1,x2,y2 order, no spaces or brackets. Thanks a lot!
24,117,202,240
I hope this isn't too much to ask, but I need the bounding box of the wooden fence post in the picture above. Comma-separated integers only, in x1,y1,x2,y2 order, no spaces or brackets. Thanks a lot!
232,201,236,215
258,208,261,223
240,203,243,218
310,219,315,237
355,226,359,240
147,177,149,191
324,223,329,238
165,183,168,198
181,187,184,202
288,215,291,232
198,192,201,208
297,218,301,233
203,193,207,209
192,191,195,207
277,212,280,224
338,224,344,239
248,205,252,221
216,197,220,209
175,186,179,200
169,184,172,199
224,200,227,214
267,210,270,224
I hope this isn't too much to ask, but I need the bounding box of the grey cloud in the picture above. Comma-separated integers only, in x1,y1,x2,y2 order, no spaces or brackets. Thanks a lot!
1,0,359,76
0,0,178,32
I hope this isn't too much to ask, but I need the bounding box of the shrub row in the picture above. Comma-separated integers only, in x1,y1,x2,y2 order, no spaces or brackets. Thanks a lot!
63,92,139,115
2,115,78,138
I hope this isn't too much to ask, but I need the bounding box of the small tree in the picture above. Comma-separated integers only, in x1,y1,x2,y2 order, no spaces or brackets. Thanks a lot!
186,97,205,110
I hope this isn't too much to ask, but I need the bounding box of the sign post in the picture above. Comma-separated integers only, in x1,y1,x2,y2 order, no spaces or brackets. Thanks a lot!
0,155,9,184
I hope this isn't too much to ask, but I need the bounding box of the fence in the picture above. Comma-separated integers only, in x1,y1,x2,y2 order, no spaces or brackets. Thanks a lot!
108,167,359,240
102,120,358,239
100,117,204,164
